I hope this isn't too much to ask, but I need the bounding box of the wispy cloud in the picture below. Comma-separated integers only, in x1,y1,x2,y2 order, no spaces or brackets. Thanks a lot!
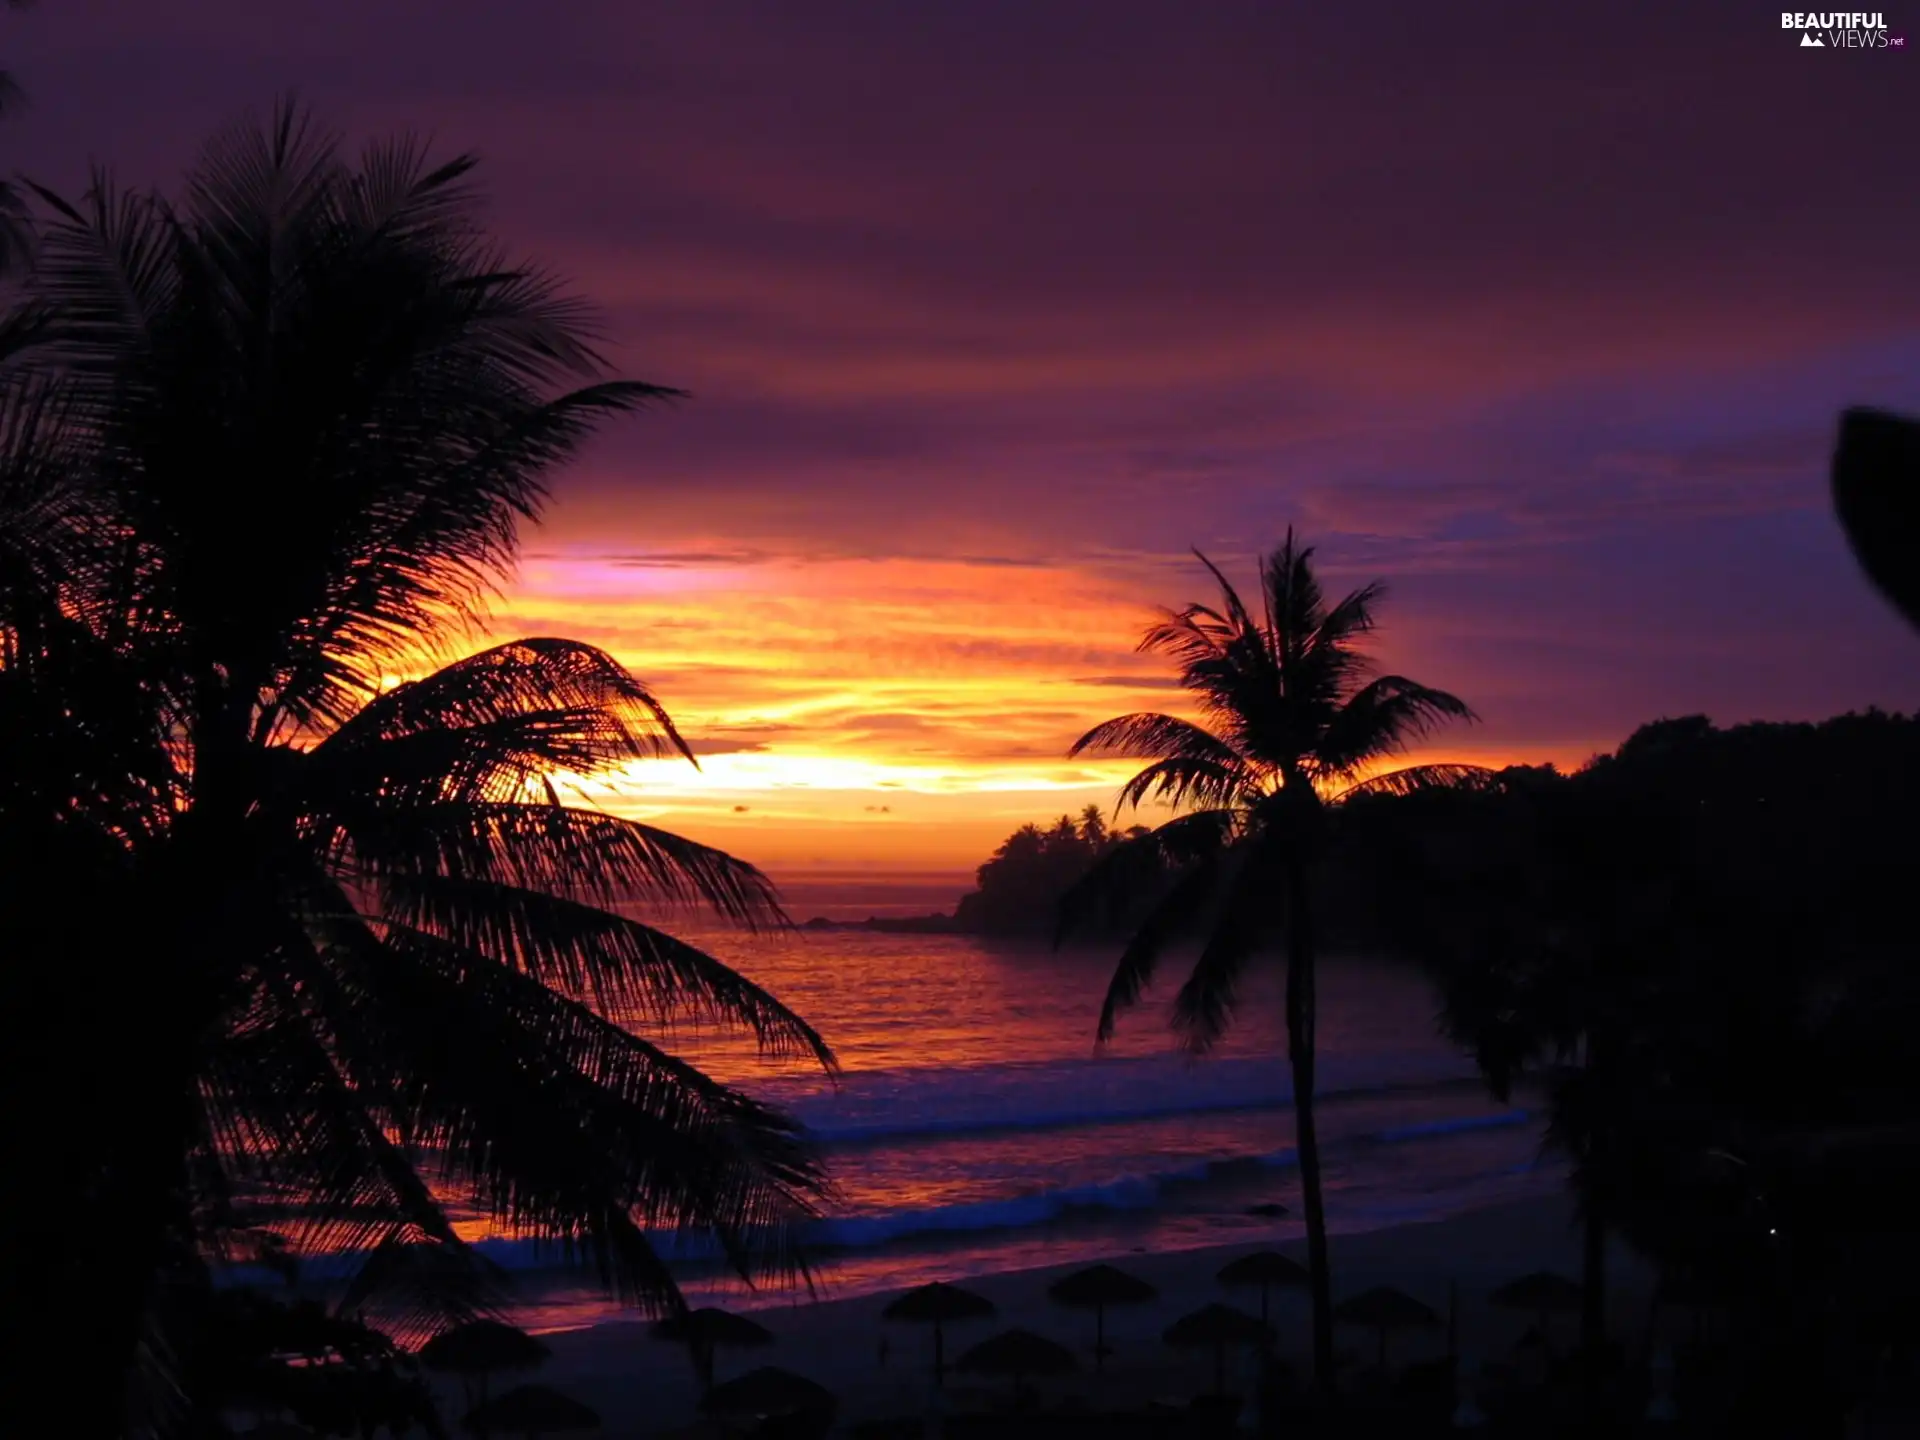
18,0,1918,871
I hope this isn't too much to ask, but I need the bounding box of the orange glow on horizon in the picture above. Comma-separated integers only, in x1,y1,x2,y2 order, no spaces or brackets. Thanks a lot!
465,548,1596,878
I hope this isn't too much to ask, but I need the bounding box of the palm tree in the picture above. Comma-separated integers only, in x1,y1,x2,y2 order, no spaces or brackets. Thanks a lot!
0,107,833,1436
1077,803,1108,849
1389,771,1615,1360
1060,532,1479,1388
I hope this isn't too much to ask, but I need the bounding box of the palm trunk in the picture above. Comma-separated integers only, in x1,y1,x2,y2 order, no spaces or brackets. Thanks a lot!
1284,857,1334,1390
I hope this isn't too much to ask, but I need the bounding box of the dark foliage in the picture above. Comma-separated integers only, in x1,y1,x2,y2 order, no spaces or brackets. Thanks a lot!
1369,710,1920,1427
952,806,1146,935
0,105,832,1439
1062,534,1480,1390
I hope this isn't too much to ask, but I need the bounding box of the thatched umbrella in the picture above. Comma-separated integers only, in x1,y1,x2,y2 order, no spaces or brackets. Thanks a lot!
956,1328,1077,1402
1215,1250,1310,1327
1046,1263,1157,1371
1333,1287,1440,1371
702,1366,835,1426
882,1281,996,1387
1162,1303,1273,1394
1489,1271,1583,1351
463,1383,598,1440
421,1321,551,1409
651,1306,775,1396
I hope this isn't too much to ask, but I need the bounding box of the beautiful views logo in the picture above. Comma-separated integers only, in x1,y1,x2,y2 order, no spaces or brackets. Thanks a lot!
1782,11,1906,46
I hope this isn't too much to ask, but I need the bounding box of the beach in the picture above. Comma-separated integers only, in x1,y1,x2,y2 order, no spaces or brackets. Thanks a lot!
502,1192,1659,1437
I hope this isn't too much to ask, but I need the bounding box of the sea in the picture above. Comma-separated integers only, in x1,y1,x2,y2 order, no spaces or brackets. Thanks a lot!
439,885,1566,1335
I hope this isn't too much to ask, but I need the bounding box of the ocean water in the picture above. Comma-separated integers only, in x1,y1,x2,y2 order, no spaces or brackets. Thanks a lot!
463,927,1564,1333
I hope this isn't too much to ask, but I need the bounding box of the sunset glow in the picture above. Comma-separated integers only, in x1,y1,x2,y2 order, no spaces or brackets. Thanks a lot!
15,1,1915,886
487,548,1575,875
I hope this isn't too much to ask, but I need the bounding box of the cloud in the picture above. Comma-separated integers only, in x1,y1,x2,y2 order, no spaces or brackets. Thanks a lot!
1072,675,1184,690
20,0,1919,870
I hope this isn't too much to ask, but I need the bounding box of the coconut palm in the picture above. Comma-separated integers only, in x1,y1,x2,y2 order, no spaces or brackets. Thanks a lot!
0,106,833,1437
1060,532,1479,1387
1384,757,1697,1364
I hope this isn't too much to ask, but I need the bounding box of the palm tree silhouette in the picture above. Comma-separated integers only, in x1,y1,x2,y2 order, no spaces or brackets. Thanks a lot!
1396,769,1644,1362
1061,531,1479,1388
0,106,833,1433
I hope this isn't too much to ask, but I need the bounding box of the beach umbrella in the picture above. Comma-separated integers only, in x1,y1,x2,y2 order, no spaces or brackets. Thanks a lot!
1162,1303,1273,1395
1334,1287,1441,1371
1215,1250,1309,1326
702,1365,835,1424
650,1306,774,1395
882,1281,996,1387
956,1328,1078,1400
1046,1263,1158,1371
462,1383,598,1439
421,1320,550,1409
1488,1271,1582,1350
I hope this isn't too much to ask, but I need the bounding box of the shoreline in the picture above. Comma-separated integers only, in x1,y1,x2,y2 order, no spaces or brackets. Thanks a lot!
503,1190,1660,1438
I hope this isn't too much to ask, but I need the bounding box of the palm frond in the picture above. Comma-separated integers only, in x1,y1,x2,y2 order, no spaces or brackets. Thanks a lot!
322,798,789,929
271,384,676,727
1069,710,1242,763
202,938,469,1263
1095,858,1224,1043
334,1230,507,1337
1314,676,1479,780
0,373,87,623
1168,843,1277,1052
374,872,834,1065
1114,755,1254,813
1139,602,1239,673
1056,806,1237,944
1336,762,1499,801
21,167,181,392
305,637,694,793
312,918,827,1303
1257,530,1324,657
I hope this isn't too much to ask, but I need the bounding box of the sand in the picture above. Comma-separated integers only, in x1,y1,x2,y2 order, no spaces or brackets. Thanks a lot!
448,1193,1664,1437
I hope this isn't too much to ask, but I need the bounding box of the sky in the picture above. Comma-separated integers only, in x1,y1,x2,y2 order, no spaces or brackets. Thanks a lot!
10,2,1920,896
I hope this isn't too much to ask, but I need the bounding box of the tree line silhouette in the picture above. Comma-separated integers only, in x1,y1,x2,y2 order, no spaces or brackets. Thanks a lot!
949,807,1149,934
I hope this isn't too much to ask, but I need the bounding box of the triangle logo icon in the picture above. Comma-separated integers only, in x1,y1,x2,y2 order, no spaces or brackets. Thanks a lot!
1800,32,1824,45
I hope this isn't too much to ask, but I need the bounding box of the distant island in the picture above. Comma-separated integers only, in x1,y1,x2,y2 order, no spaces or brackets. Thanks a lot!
800,806,1144,935
798,912,961,934
799,716,1910,942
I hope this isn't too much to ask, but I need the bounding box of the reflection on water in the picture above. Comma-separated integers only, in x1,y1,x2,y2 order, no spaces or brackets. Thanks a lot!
466,929,1561,1333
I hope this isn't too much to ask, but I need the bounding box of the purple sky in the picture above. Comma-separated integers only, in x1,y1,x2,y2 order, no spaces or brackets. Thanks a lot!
10,1,1920,869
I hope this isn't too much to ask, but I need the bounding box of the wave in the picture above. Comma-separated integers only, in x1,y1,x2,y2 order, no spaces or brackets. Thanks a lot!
761,1050,1485,1147
263,1106,1533,1284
